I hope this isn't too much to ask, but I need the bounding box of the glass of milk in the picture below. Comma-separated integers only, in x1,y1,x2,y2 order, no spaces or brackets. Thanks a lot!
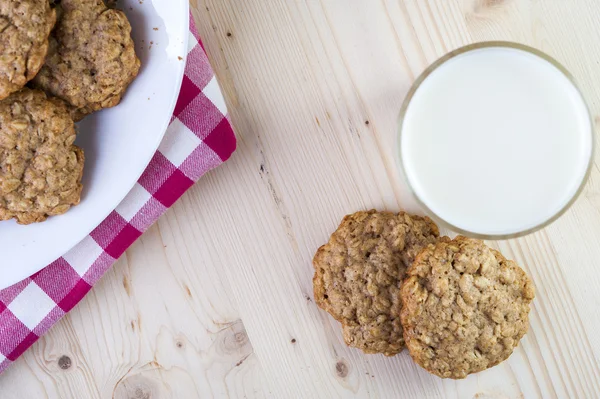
398,42,594,239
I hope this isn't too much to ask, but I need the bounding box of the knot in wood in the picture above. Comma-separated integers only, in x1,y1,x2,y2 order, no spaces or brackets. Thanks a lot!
335,360,349,378
134,387,151,399
58,355,72,370
221,320,252,353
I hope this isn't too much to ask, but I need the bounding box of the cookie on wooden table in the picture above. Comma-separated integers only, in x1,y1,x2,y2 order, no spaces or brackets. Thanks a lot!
313,210,440,356
401,236,535,379
32,0,140,121
0,0,56,100
0,89,84,224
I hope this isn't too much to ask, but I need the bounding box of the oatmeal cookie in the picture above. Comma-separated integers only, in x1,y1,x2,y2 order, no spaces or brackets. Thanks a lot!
401,236,535,379
0,89,84,224
0,0,56,100
32,0,140,121
313,210,440,356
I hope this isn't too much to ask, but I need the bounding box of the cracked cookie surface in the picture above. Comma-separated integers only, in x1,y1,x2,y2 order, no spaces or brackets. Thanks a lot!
32,0,140,120
0,89,84,224
313,210,439,356
401,236,535,379
0,0,56,100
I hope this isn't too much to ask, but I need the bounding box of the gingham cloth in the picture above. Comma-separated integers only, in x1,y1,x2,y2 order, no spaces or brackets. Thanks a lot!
0,16,236,373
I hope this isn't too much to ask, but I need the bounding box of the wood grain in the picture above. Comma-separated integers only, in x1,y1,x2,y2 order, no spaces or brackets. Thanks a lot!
1,0,600,397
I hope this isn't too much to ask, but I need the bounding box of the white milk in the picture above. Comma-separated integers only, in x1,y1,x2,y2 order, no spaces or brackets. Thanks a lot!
400,46,592,236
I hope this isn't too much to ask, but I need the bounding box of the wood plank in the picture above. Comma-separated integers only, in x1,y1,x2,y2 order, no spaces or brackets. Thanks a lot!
1,1,599,397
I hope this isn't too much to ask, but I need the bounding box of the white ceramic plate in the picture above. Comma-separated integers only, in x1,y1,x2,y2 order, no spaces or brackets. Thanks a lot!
0,0,189,289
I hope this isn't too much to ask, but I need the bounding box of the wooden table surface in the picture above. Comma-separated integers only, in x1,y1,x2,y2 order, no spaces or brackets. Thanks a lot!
2,0,600,398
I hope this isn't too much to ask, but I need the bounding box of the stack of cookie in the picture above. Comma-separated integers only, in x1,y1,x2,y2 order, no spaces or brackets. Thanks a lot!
0,0,140,224
313,210,535,379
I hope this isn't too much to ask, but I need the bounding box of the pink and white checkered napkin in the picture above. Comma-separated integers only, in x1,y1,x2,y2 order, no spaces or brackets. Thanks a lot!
0,16,236,373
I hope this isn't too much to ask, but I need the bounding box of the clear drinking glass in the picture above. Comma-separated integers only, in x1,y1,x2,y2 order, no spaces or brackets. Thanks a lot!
396,41,594,239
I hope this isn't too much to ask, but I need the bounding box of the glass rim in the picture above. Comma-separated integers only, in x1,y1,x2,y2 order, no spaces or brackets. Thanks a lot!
396,41,595,240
